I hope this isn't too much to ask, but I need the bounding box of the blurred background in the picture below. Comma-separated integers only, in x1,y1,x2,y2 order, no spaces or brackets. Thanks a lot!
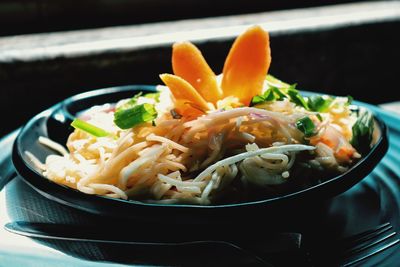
0,0,399,136
0,0,371,36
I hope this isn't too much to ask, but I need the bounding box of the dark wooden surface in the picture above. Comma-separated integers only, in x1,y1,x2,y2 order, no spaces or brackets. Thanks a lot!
0,1,399,136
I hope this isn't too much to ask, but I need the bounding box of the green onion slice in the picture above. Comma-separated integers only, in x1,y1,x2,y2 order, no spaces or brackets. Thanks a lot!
287,86,309,110
114,103,157,129
307,95,333,112
71,118,110,137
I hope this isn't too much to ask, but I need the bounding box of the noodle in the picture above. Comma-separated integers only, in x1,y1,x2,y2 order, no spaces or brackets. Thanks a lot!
194,145,315,182
39,136,68,156
29,26,365,204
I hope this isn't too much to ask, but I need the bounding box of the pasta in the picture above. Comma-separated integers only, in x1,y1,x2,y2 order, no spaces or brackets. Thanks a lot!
26,26,374,205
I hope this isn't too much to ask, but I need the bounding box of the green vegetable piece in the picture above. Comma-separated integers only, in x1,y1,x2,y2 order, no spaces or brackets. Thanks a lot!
263,88,275,101
117,92,143,111
347,95,354,106
272,87,287,101
71,119,110,137
287,86,309,109
145,92,161,101
296,116,316,137
307,95,333,112
114,103,158,129
250,88,277,106
350,109,374,154
250,95,266,106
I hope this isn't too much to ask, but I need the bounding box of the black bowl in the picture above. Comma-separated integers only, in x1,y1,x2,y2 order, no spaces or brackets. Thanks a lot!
12,85,389,226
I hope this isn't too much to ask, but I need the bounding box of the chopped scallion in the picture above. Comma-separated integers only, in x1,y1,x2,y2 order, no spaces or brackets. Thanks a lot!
287,86,309,110
250,95,267,106
272,87,286,101
114,103,157,129
307,95,333,112
71,119,110,137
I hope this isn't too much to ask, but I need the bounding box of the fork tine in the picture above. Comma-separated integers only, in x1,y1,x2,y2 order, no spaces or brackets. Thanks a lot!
338,222,392,250
341,230,397,258
342,238,400,267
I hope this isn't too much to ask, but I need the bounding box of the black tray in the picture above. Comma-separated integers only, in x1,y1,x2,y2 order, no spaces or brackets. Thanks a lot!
2,104,399,266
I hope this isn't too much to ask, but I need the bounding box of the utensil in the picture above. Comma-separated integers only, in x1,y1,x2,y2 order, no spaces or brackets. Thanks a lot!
6,221,399,266
4,221,305,266
310,222,400,266
11,85,389,226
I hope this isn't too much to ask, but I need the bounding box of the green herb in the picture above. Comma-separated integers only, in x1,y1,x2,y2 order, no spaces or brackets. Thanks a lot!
250,84,293,106
307,95,333,112
350,108,374,154
114,103,158,129
258,75,350,115
272,87,287,101
316,113,323,122
263,88,276,101
346,95,354,106
71,119,110,137
287,86,309,109
296,116,316,137
250,95,267,106
250,88,275,106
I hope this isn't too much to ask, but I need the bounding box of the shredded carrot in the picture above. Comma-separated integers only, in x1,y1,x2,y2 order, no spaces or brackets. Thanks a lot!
335,146,356,162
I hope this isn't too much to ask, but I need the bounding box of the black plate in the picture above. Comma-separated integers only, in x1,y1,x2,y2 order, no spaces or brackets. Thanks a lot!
12,85,389,225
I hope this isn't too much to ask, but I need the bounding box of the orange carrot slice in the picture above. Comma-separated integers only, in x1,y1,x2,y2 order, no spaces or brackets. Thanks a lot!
172,42,222,104
159,74,210,113
174,99,206,119
221,26,271,106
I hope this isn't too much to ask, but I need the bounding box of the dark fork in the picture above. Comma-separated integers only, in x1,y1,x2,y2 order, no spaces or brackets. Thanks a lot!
311,222,400,266
5,221,399,266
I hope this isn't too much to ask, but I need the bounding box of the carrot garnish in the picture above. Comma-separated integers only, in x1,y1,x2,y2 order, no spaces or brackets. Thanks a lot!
172,42,222,104
221,26,271,106
159,74,210,116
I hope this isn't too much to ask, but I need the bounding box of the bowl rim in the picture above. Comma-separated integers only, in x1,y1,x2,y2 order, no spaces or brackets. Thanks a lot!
12,85,389,211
